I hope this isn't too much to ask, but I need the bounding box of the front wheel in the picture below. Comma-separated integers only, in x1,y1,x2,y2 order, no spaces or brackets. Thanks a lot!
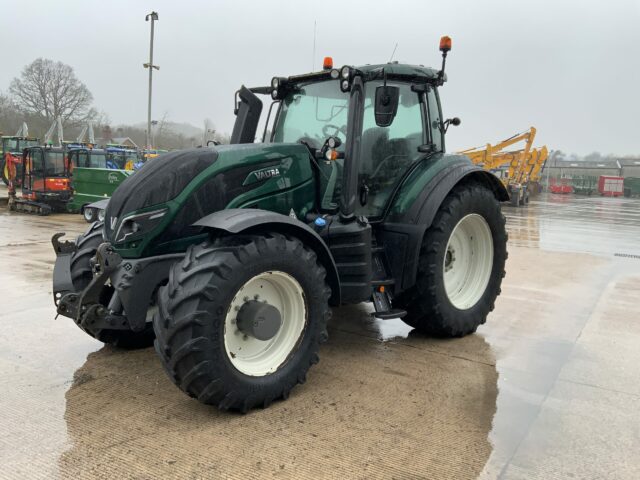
153,232,331,412
396,181,507,337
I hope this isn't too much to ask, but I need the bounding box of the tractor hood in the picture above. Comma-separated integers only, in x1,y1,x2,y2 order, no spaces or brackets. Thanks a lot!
104,147,219,240
104,143,315,256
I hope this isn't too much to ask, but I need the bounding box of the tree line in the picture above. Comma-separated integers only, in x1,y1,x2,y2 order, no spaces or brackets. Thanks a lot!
0,58,228,149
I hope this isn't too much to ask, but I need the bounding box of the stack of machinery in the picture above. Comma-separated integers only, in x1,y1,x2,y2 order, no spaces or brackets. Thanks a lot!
459,127,548,206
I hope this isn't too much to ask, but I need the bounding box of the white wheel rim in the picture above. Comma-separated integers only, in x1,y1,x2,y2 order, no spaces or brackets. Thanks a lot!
224,271,307,377
443,214,494,310
83,208,94,221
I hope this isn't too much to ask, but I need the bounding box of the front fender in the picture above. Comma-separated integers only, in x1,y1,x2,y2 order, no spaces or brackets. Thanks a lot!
193,209,341,305
87,198,110,211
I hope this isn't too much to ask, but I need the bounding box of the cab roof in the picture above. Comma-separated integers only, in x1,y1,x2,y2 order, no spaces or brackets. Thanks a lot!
284,62,445,86
356,63,442,82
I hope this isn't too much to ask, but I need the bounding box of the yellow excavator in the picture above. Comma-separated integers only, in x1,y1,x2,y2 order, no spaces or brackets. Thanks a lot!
459,127,548,206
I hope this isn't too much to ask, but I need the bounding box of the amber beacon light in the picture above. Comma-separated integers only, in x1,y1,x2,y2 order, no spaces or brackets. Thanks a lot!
439,36,452,53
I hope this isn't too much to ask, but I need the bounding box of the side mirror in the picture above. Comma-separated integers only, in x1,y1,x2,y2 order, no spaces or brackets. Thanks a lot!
374,85,399,127
442,117,461,133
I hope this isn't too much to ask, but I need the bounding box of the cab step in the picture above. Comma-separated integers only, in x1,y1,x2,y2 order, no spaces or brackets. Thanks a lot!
371,289,406,320
373,309,407,320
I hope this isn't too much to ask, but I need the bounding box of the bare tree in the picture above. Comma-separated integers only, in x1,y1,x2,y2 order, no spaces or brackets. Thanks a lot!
9,58,96,126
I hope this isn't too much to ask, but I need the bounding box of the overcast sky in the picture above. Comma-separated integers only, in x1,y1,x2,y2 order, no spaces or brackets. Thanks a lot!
2,0,639,155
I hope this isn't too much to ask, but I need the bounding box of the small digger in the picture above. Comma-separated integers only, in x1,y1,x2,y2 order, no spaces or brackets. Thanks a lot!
52,37,508,411
8,145,73,215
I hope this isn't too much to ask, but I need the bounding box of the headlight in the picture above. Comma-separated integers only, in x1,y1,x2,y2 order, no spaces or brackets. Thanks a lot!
340,80,350,92
114,208,167,243
271,77,279,89
330,69,339,79
271,89,278,100
340,66,351,80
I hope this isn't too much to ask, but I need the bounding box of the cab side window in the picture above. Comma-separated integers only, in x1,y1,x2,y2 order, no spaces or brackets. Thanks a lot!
357,82,424,218
77,151,89,167
30,149,44,175
427,87,443,151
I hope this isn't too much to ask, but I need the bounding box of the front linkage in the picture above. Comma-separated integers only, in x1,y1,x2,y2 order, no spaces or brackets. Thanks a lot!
53,234,131,332
52,226,181,343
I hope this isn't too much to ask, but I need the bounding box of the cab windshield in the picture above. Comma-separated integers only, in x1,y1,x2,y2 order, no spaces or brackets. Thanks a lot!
44,151,66,176
5,139,18,152
5,139,39,152
272,80,349,150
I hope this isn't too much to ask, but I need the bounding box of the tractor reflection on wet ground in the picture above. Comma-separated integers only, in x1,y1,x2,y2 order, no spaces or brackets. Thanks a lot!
1,189,639,479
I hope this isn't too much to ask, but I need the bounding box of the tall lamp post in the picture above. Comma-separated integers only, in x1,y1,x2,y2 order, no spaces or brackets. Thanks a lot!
144,11,159,149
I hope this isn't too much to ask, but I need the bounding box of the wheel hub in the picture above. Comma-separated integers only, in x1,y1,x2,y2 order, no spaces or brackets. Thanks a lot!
224,271,307,377
236,300,282,341
443,214,494,310
444,247,456,272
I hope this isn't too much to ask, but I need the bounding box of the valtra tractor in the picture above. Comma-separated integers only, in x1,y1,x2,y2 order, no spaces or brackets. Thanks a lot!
52,37,508,412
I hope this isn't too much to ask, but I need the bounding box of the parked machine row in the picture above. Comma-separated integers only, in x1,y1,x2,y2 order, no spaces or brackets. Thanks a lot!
3,128,161,216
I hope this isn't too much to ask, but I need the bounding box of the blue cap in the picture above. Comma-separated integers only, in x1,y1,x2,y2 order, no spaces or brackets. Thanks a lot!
314,217,327,227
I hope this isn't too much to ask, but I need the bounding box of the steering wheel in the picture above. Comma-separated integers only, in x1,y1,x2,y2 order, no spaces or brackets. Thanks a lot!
322,123,346,138
370,154,407,181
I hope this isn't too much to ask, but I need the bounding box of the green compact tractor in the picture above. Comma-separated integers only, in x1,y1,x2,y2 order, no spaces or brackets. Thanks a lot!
52,38,508,411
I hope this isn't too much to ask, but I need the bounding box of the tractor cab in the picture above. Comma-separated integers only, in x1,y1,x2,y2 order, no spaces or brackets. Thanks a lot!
68,147,108,169
105,146,141,170
1,136,40,186
236,60,449,223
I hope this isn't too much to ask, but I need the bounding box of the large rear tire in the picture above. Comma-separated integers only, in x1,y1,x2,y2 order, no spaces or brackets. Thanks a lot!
395,181,507,337
69,222,155,348
153,232,331,412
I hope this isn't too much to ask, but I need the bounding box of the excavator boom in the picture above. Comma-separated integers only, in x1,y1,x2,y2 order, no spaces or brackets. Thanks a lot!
459,127,548,206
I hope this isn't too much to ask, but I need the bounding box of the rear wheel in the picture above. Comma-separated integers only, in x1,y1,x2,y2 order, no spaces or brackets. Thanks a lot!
153,232,331,412
396,181,507,337
69,222,155,348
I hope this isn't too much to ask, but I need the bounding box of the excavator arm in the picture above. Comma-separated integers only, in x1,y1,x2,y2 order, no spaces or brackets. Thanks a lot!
459,127,548,188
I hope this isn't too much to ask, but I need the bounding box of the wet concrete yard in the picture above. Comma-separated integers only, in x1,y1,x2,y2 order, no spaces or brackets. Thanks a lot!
1,188,639,479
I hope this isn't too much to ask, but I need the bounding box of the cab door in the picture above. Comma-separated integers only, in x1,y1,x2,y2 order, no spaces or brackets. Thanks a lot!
355,81,426,219
22,148,44,197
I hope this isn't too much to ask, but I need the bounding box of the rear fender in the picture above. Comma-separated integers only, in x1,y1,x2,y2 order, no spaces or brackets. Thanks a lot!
383,154,508,290
194,209,341,305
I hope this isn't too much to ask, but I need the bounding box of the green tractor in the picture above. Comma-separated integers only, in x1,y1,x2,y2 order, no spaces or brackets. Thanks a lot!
52,38,508,411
